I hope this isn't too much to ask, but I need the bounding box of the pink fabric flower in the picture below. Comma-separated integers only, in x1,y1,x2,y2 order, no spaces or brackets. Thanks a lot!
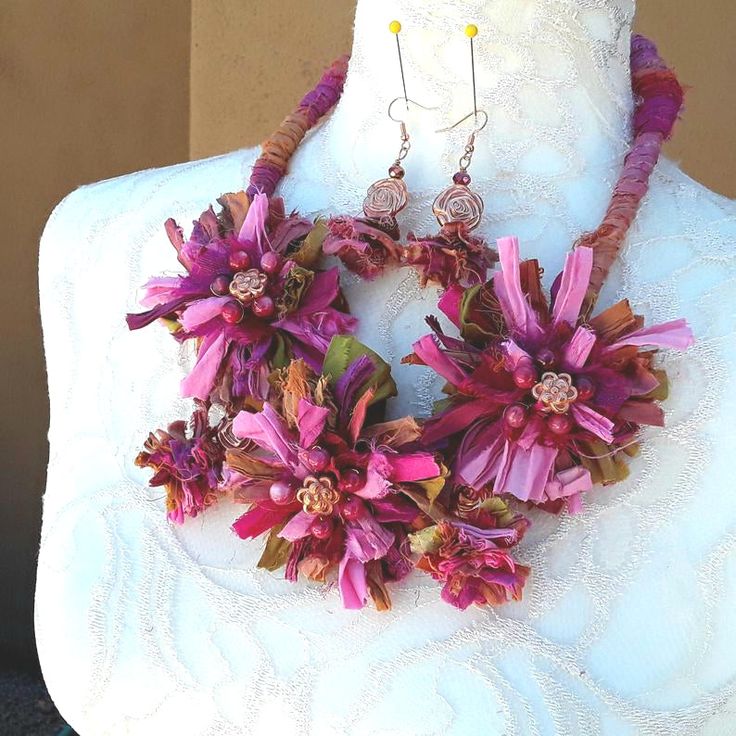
414,521,529,610
127,193,357,402
226,354,445,610
411,236,694,513
135,402,224,524
324,216,403,279
404,221,497,288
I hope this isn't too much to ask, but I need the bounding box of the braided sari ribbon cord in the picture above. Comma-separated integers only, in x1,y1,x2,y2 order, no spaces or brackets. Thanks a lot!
580,35,684,311
246,55,350,198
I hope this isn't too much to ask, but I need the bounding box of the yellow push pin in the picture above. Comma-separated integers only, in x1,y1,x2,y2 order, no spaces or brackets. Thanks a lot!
465,24,479,118
389,20,408,107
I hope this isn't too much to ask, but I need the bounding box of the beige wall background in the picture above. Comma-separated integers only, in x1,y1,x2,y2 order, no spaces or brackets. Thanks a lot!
1,0,732,672
191,0,736,199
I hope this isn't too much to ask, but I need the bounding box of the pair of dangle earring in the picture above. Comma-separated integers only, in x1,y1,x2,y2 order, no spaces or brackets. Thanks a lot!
325,22,496,288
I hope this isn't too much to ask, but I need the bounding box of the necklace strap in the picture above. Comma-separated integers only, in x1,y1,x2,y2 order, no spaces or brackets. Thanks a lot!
247,56,349,198
581,35,684,312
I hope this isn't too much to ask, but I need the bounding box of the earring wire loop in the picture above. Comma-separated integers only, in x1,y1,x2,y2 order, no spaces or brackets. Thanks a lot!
387,97,439,125
435,108,488,135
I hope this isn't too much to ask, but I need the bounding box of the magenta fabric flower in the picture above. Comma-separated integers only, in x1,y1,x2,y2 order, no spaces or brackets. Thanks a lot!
404,221,497,288
412,519,530,610
225,343,445,610
410,236,694,513
135,402,224,524
324,216,403,280
127,193,357,403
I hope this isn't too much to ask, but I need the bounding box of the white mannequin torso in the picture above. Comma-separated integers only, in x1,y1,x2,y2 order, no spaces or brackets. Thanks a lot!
36,1,736,734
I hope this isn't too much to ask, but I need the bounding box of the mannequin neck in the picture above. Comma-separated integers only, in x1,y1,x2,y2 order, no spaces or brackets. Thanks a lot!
342,0,635,165
284,0,639,272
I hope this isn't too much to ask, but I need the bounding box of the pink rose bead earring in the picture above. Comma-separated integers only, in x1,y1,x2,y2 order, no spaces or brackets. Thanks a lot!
324,20,433,279
405,24,497,288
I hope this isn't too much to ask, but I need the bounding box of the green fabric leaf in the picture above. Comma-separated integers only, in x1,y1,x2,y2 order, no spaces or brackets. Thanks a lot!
579,440,630,485
643,369,669,401
322,335,397,404
257,525,292,572
408,525,442,555
477,496,517,527
270,333,290,370
277,265,314,317
413,463,449,505
459,284,491,342
291,220,327,268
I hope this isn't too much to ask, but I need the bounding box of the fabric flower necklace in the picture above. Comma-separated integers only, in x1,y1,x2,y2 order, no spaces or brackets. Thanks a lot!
129,36,693,611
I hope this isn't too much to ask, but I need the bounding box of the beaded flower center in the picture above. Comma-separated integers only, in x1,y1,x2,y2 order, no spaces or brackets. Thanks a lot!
531,372,578,414
297,475,341,515
229,269,268,302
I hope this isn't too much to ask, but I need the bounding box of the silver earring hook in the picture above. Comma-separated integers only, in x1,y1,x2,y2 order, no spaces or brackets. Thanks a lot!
388,97,438,125
435,109,488,135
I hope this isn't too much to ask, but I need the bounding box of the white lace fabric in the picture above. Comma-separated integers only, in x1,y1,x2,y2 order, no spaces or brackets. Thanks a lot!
36,1,736,733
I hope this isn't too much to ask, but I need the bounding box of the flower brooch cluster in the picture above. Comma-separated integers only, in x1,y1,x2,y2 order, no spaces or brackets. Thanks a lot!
128,194,693,611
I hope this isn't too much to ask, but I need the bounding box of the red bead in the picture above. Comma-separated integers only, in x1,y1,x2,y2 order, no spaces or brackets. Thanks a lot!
305,446,331,472
210,274,231,296
228,250,251,271
504,403,528,429
310,516,333,540
577,376,596,401
269,479,296,505
453,171,471,185
547,414,573,435
221,300,244,324
338,468,365,494
537,348,555,366
252,295,275,318
260,251,282,275
341,496,365,521
388,164,405,179
513,363,537,390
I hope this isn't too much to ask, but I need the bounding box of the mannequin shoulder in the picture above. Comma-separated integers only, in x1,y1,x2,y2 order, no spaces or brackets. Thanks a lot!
642,159,736,241
40,146,260,255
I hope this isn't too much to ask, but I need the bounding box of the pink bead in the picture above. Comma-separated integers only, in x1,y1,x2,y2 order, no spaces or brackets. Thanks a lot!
310,516,333,540
338,468,365,494
221,300,244,324
305,446,330,472
252,295,275,318
453,171,471,185
341,496,365,521
228,250,251,271
577,376,595,401
547,414,573,435
269,479,295,505
512,363,537,390
210,274,231,296
537,348,555,366
260,251,282,275
503,403,528,429
388,164,405,179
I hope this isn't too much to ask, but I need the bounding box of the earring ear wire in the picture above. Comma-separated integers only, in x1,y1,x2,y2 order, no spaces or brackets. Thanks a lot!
428,24,487,232
401,23,496,290
321,20,434,279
